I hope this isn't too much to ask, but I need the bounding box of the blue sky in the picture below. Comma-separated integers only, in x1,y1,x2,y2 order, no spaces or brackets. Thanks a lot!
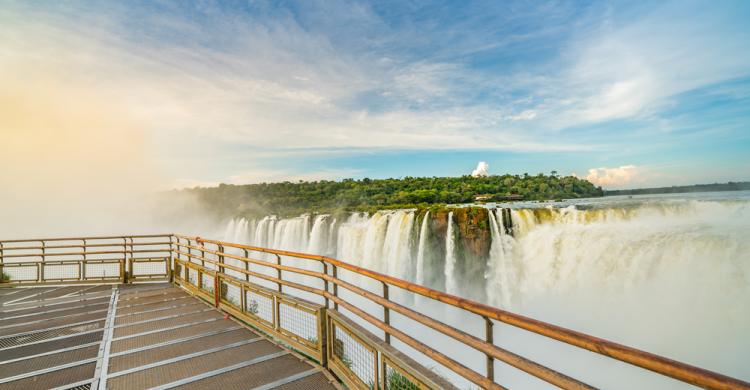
2,0,749,189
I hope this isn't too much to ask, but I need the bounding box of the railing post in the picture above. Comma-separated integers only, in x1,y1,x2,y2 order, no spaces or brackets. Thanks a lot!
243,249,250,283
168,235,174,283
318,306,328,368
127,237,134,283
81,238,86,282
332,265,338,310
485,316,495,382
322,262,329,308
275,254,282,293
217,244,225,274
199,238,205,268
382,282,390,344
122,238,127,283
0,241,4,283
39,240,45,283
214,273,220,308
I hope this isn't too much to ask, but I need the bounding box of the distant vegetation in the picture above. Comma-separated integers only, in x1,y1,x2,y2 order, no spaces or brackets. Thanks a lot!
604,181,750,196
180,173,602,218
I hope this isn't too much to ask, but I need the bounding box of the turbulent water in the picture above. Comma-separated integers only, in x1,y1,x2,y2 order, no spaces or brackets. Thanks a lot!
219,191,750,388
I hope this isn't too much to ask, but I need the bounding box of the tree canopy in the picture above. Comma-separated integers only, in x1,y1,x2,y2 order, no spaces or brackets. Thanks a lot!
180,173,603,218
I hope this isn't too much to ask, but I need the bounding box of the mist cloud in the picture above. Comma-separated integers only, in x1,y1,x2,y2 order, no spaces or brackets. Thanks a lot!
471,162,490,177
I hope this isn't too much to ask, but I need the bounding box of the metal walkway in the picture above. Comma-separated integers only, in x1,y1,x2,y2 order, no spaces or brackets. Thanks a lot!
0,284,340,390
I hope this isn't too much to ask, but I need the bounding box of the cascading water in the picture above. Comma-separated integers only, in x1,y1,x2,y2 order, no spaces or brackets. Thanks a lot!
443,211,458,295
307,214,329,255
216,193,750,387
485,208,518,308
415,210,430,286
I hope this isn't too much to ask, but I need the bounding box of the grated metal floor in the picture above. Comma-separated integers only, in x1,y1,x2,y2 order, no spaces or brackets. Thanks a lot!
1,283,340,389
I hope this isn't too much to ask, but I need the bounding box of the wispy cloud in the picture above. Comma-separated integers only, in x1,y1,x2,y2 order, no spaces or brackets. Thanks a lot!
1,0,748,186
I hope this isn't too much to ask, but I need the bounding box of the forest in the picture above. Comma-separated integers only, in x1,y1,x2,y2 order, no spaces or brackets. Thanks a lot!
180,173,603,218
604,181,750,196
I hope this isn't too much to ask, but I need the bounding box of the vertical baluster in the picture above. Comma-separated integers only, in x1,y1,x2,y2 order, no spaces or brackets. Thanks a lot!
275,254,282,293
243,249,250,283
332,265,338,310
81,238,86,282
121,238,127,283
39,240,45,283
485,316,495,382
0,241,4,283
322,262,329,308
383,282,390,344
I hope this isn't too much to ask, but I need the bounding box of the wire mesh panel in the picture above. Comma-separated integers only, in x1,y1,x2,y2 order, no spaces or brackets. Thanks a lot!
201,273,215,293
85,261,120,279
330,318,378,389
1,264,38,282
384,356,427,390
245,288,275,327
187,267,198,286
174,262,184,280
278,300,318,346
220,280,242,308
43,262,80,280
131,259,167,277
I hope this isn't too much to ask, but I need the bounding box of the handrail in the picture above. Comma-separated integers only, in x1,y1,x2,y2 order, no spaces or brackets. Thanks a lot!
0,235,173,284
2,233,748,389
0,234,172,244
178,234,750,390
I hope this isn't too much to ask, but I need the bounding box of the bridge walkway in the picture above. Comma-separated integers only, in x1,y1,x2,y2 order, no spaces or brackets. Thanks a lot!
0,283,340,390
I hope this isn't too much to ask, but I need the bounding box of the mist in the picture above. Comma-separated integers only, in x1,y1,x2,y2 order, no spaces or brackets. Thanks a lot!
0,60,216,239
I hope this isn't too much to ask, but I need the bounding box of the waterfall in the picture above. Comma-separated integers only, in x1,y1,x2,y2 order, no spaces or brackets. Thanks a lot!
444,211,458,295
327,218,338,256
213,196,750,387
415,211,430,286
253,216,270,248
334,211,417,280
486,208,518,308
307,214,329,255
271,215,310,252
381,210,415,279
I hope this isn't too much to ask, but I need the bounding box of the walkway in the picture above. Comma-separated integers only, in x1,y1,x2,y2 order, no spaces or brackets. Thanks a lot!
0,284,339,390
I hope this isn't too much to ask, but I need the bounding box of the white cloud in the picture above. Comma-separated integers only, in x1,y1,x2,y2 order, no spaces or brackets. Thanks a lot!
508,110,537,121
585,165,638,187
1,1,747,187
471,162,489,177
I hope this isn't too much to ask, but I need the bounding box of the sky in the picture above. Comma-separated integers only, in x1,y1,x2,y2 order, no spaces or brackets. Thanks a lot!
1,0,749,191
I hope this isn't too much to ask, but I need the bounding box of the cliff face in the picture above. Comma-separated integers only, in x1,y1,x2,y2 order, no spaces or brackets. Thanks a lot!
429,207,490,258
422,207,490,297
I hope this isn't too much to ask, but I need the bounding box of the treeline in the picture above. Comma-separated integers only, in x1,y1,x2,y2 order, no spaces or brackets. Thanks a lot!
604,181,750,196
180,173,602,218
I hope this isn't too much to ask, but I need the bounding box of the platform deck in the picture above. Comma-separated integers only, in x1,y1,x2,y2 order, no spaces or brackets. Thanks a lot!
0,284,339,390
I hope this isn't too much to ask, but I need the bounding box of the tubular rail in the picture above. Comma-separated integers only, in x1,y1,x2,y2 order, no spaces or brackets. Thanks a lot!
2,233,749,390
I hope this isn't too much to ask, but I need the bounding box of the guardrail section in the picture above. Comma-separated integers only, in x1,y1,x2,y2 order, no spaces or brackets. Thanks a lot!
0,235,172,284
3,233,749,390
173,234,750,390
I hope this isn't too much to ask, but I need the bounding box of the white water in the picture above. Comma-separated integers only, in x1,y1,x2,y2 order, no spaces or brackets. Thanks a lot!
415,210,430,286
486,209,518,309
217,192,750,388
444,211,458,295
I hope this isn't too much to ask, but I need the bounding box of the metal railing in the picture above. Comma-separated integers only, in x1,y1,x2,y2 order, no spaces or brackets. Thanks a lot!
2,233,749,390
0,235,172,284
